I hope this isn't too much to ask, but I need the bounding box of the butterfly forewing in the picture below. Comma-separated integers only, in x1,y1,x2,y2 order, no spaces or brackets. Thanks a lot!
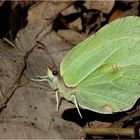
60,16,140,88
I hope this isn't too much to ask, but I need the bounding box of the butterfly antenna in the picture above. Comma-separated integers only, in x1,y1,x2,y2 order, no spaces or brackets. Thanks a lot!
36,41,57,69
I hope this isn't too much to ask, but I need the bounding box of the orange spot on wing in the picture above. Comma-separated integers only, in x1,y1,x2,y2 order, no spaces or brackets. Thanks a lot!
102,104,114,113
112,64,121,71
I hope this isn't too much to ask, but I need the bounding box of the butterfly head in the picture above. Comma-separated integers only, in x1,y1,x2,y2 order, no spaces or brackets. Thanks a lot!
48,66,59,80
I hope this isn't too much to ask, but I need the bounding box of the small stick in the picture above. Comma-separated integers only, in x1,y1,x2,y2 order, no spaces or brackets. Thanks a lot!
83,127,140,137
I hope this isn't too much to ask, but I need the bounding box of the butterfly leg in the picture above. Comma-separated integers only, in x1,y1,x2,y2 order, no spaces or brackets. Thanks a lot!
55,91,59,111
29,77,49,82
72,95,82,118
29,75,49,82
37,75,48,79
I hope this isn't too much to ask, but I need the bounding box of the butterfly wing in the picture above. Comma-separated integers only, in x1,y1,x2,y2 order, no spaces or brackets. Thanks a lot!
60,16,140,87
75,65,140,113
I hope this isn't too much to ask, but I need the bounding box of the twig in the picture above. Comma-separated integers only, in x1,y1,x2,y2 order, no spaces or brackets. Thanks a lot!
83,127,140,137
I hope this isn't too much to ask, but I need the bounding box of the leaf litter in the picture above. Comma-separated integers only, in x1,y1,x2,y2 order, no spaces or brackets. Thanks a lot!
0,1,139,139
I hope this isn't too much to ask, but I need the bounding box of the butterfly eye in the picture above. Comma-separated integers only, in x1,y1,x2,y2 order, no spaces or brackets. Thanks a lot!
52,70,58,76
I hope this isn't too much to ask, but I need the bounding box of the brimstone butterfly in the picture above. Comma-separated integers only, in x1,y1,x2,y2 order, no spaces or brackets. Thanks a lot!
32,16,140,118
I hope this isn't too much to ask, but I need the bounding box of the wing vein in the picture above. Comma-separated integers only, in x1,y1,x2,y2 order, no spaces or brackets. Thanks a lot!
78,89,129,106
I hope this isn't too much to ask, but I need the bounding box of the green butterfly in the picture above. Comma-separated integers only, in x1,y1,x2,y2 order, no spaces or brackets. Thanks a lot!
32,16,140,118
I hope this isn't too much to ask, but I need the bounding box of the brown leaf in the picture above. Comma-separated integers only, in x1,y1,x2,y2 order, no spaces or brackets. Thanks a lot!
84,0,115,14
